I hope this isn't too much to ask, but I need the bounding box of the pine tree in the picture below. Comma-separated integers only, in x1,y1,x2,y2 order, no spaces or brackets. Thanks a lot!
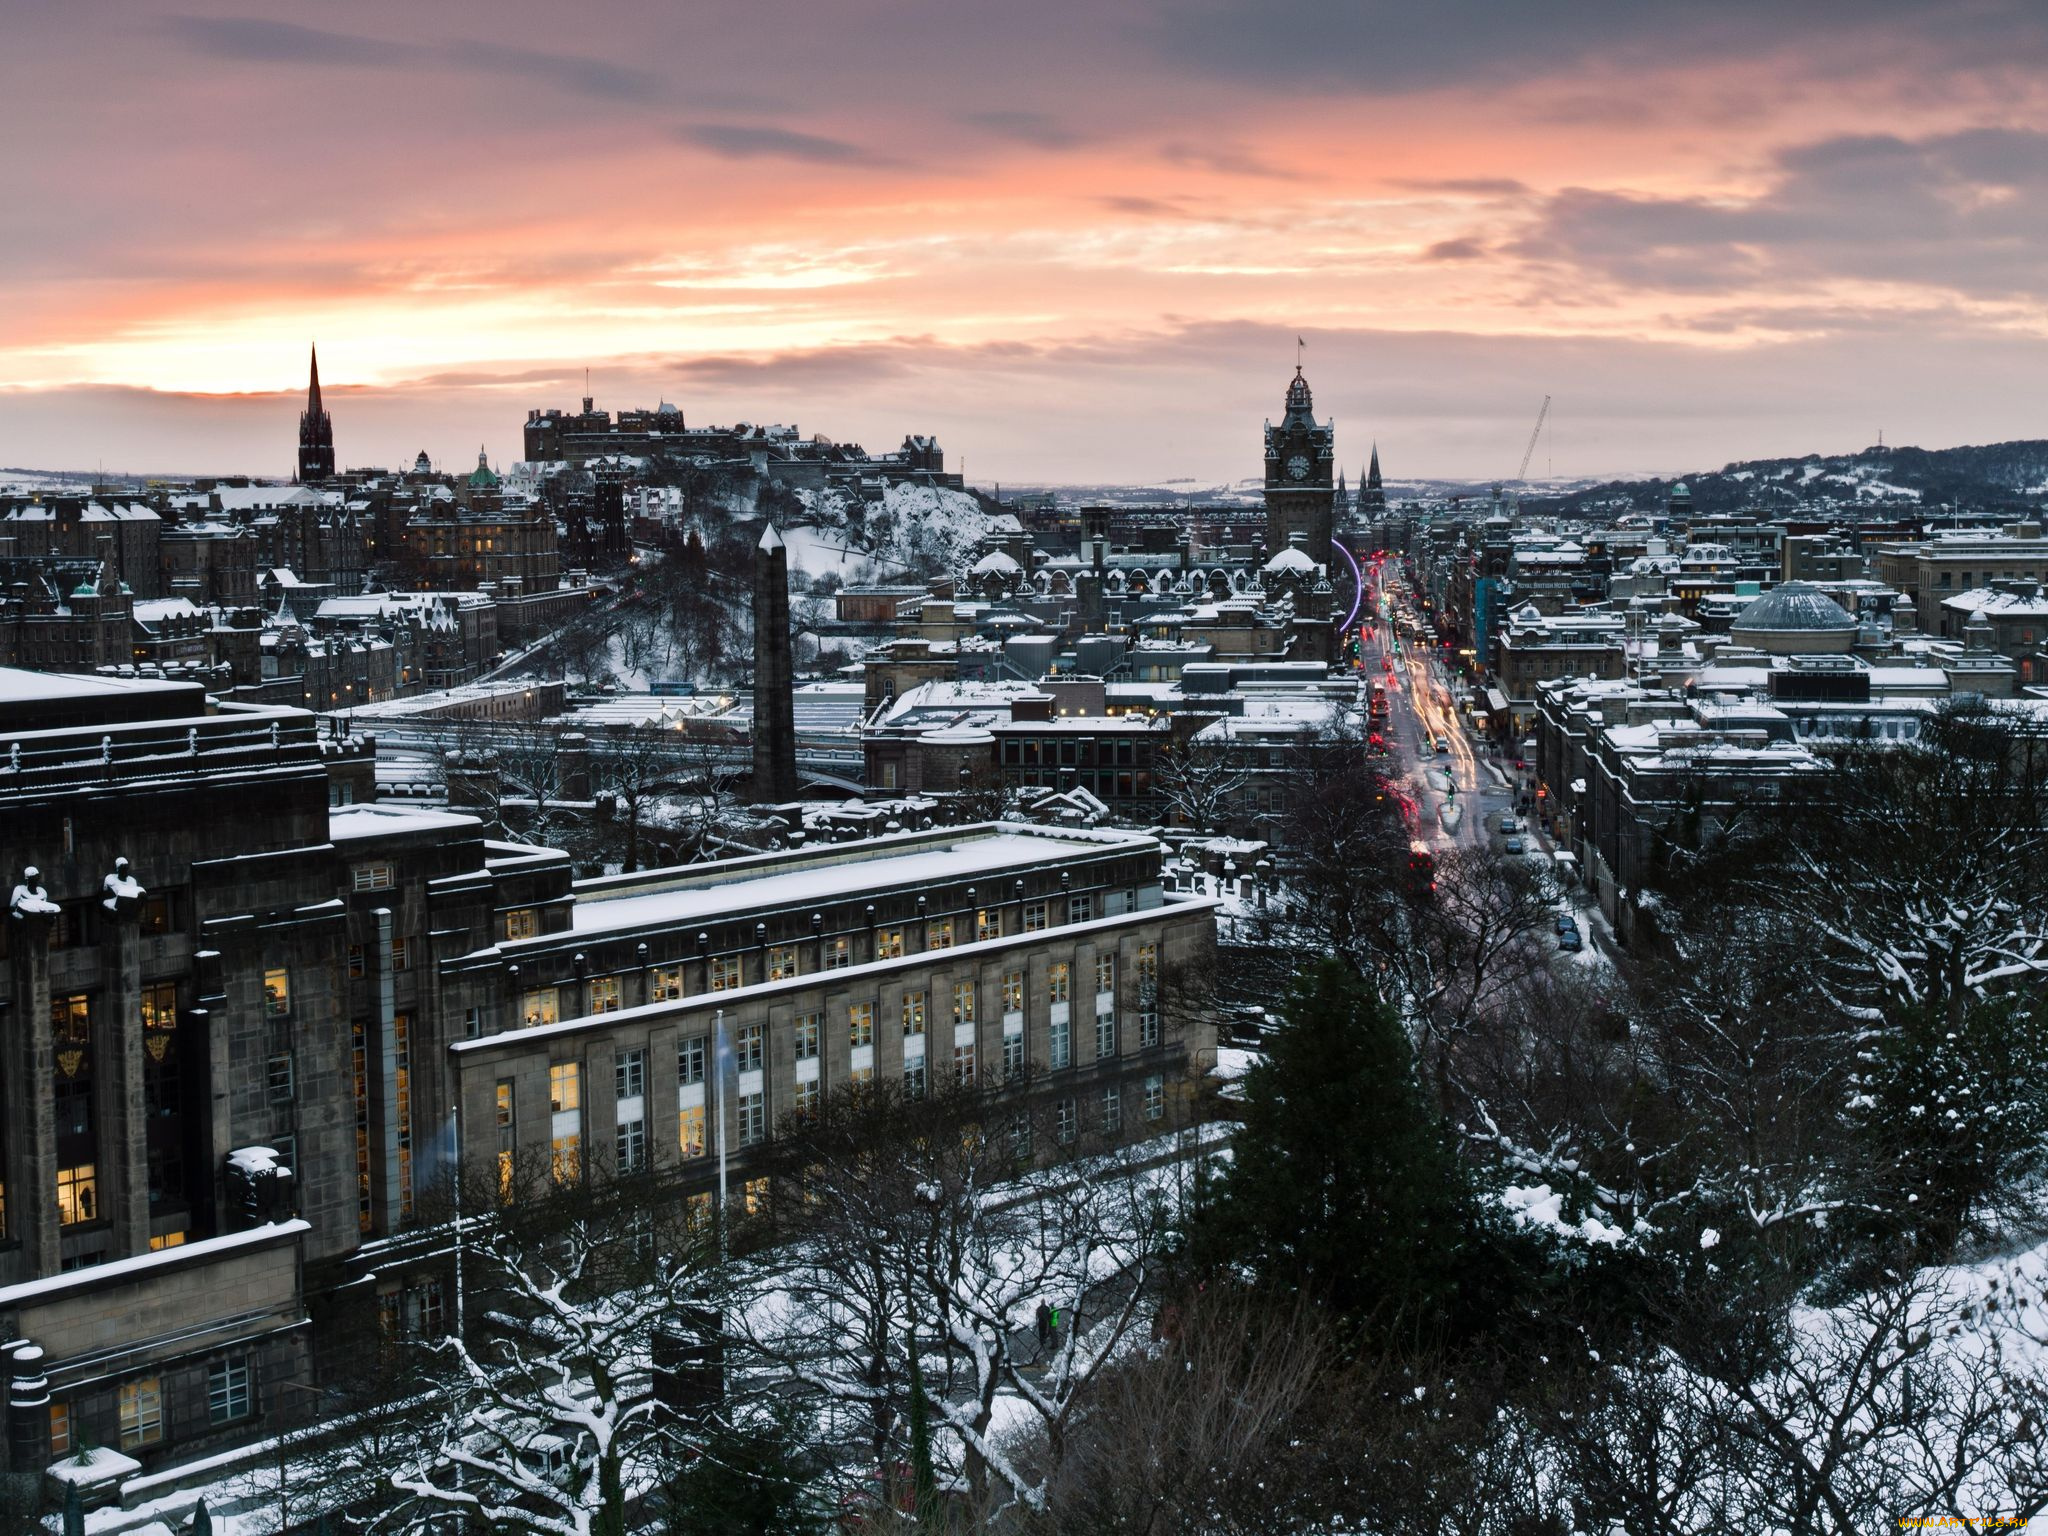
1193,958,1476,1336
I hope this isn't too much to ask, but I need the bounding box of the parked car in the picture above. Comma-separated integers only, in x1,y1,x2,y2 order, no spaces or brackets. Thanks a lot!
1499,815,1521,834
1555,910,1576,936
1504,837,1524,855
1557,926,1583,953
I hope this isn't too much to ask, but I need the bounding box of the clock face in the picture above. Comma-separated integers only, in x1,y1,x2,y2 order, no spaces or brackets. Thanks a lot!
1286,454,1310,481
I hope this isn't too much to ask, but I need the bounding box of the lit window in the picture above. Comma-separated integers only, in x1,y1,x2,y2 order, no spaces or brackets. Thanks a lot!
57,1165,97,1226
652,966,685,1002
977,908,1000,942
208,1358,251,1425
503,908,539,941
1095,954,1115,994
902,991,926,1037
551,1135,581,1185
877,928,905,960
794,1014,820,1061
679,1104,706,1158
1048,963,1070,1004
743,1176,768,1216
710,955,742,992
590,976,621,1015
118,1378,163,1450
148,1231,186,1251
795,1078,820,1118
1024,901,1048,933
952,982,975,1027
49,1402,71,1456
1002,970,1024,1012
548,1062,580,1113
495,1080,514,1129
768,944,800,980
263,968,291,1018
520,988,558,1029
928,918,954,950
848,1002,874,1049
824,935,851,970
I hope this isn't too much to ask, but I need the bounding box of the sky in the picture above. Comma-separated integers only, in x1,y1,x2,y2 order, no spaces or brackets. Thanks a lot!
5,0,2048,485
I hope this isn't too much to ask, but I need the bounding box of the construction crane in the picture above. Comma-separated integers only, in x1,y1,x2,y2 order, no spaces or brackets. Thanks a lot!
1516,394,1552,483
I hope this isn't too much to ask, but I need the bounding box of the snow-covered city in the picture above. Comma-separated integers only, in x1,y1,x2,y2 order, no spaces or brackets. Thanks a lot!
9,4,2048,1532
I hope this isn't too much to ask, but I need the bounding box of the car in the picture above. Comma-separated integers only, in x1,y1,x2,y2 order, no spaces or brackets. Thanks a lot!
1504,837,1524,855
1557,926,1583,953
1555,910,1576,936
1435,736,1450,753
1499,815,1520,834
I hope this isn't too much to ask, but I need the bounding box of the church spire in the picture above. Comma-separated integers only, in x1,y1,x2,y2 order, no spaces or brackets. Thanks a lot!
1359,442,1387,516
297,343,335,482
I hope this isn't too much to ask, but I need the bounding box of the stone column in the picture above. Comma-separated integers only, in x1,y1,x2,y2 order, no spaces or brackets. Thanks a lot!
5,1343,50,1475
98,861,152,1256
5,873,59,1279
751,523,799,803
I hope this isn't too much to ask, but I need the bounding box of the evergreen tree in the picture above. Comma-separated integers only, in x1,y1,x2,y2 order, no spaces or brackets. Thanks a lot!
1192,959,1477,1336
660,1402,829,1536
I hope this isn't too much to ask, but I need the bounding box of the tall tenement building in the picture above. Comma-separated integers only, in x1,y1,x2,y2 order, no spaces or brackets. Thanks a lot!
0,668,1216,1477
296,345,334,483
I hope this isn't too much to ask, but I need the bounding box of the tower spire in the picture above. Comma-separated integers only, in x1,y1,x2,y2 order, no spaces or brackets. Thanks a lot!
297,342,335,483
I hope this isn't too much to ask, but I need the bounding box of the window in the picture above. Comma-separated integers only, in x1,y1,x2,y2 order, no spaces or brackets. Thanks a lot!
266,1052,295,1104
1048,962,1070,1004
679,1104,706,1158
877,928,905,960
520,988,558,1029
208,1358,252,1425
652,966,685,1002
744,1176,768,1216
1003,1031,1025,1078
738,1092,766,1147
615,1048,646,1101
263,968,291,1018
902,991,926,1037
954,1039,976,1085
1011,1115,1033,1160
119,1378,164,1450
952,982,975,1027
1144,1074,1165,1121
1055,1099,1077,1146
709,955,742,992
824,936,851,970
503,907,539,941
57,1165,97,1226
977,908,999,942
353,864,394,892
769,944,800,981
49,1403,71,1456
1070,893,1094,924
149,1231,186,1251
736,1023,764,1073
590,976,621,1014
679,1035,707,1085
347,944,366,979
794,1014,820,1061
795,1077,821,1118
849,1002,874,1049
495,1080,514,1130
904,1058,927,1098
390,936,413,972
551,1134,581,1185
1096,1012,1116,1060
1024,901,1048,933
616,1118,647,1174
928,918,954,950
1138,944,1161,1048
1101,1086,1122,1135
1095,954,1115,995
1049,1015,1071,1071
549,1062,580,1113
1002,970,1024,1012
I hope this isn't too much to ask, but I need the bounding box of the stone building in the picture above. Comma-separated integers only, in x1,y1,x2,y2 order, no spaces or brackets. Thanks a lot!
0,668,1217,1480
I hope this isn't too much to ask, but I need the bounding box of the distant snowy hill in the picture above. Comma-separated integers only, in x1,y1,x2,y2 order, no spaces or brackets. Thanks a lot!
794,480,1000,580
1520,439,2048,517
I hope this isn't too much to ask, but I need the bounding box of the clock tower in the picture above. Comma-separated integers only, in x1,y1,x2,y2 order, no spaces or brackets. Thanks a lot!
1263,366,1334,564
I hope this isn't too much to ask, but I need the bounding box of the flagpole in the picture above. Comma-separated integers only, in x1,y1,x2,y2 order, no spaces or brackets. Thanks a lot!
450,1103,465,1341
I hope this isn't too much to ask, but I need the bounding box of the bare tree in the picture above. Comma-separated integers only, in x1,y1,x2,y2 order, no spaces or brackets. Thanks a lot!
1153,736,1253,837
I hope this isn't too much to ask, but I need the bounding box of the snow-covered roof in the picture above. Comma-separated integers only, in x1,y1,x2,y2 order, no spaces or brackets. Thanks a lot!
330,805,484,842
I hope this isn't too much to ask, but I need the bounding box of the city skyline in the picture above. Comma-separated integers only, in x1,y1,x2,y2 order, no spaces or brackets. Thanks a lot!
7,1,2048,481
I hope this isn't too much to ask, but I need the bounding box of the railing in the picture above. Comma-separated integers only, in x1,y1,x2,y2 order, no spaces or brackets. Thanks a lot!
0,708,322,797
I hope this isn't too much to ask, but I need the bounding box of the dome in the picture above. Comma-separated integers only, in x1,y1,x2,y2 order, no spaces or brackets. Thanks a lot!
1729,581,1857,654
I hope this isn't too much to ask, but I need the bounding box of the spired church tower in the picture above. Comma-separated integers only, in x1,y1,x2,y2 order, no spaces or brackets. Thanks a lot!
297,345,335,483
1263,366,1335,562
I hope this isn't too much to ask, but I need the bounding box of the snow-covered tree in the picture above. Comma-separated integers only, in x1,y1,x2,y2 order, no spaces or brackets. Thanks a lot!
740,1086,1174,1520
387,1171,723,1536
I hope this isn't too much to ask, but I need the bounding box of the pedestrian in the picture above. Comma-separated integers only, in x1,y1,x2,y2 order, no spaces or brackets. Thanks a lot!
1035,1301,1051,1348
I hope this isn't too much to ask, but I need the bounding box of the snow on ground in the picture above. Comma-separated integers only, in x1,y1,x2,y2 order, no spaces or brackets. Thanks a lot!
781,524,875,585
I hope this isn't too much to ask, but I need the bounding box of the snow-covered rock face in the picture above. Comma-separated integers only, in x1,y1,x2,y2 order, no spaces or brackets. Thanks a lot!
798,481,995,577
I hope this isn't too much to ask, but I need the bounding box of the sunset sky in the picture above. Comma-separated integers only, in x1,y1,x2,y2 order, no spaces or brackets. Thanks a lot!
6,1,2048,484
